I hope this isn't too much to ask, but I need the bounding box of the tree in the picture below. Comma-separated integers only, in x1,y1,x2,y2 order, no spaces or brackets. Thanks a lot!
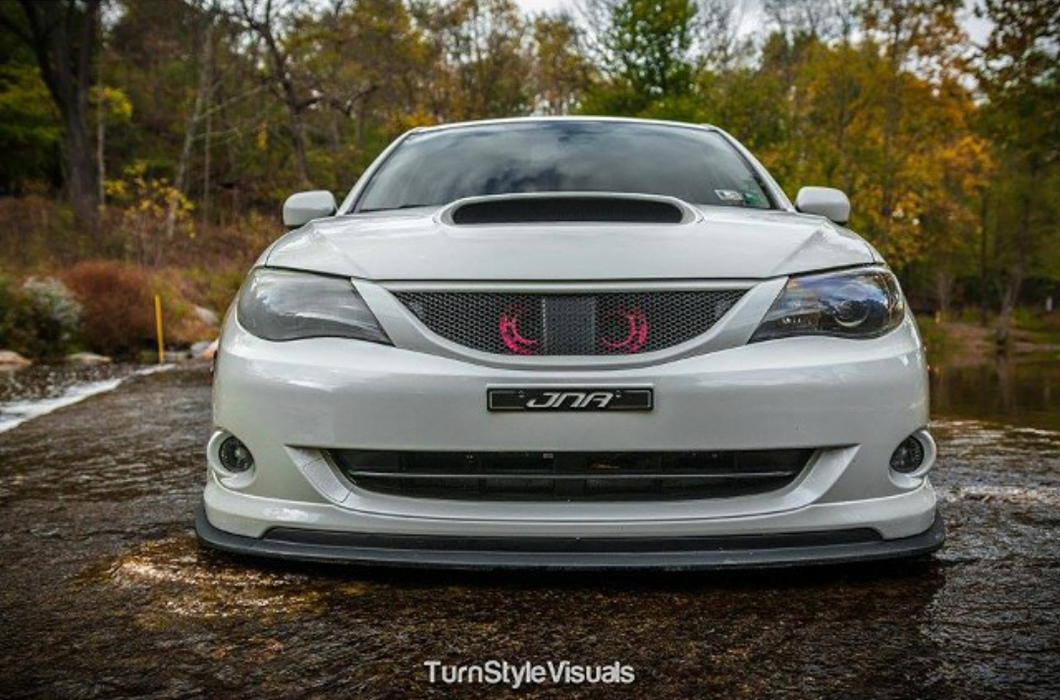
0,28,61,192
0,0,102,226
530,12,593,115
422,0,532,120
977,0,1060,344
763,0,858,44
291,0,433,168
578,0,704,117
607,0,698,98
858,0,966,256
229,0,317,185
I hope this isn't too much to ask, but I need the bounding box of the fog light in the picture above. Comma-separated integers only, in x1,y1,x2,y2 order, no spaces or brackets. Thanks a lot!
218,436,254,473
890,435,925,474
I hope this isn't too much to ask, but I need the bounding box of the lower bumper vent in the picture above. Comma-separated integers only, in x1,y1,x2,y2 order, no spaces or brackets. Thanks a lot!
326,449,814,502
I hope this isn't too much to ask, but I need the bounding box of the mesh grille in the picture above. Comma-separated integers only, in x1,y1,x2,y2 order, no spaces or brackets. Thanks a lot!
394,290,746,355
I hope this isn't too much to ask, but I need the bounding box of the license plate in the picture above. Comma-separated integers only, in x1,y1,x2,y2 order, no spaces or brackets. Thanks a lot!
487,387,654,412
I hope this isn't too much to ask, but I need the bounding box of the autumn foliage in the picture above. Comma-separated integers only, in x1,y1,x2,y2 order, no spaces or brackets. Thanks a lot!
0,0,1057,343
62,261,155,356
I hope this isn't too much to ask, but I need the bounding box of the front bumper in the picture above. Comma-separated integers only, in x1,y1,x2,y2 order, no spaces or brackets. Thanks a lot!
200,300,941,568
196,505,945,570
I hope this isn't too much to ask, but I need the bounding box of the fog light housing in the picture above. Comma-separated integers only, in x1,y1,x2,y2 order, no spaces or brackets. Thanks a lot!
218,436,254,473
890,435,925,474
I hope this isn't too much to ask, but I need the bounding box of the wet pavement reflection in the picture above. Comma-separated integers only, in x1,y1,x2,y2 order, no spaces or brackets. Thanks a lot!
0,363,1058,699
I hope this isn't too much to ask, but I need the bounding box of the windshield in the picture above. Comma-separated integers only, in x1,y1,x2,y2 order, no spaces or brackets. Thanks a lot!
354,121,774,212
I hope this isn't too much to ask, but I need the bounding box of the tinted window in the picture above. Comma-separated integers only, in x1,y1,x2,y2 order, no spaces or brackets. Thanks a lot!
356,121,773,212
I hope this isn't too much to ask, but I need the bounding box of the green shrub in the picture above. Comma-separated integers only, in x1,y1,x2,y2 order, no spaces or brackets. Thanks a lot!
0,275,81,359
22,276,82,346
200,267,245,316
0,276,31,353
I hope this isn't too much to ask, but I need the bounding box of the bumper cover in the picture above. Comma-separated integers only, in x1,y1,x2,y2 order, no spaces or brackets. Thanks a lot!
195,504,945,570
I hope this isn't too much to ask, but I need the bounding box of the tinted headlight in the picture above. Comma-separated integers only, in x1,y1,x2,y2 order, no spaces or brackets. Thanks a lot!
236,268,391,344
750,268,904,342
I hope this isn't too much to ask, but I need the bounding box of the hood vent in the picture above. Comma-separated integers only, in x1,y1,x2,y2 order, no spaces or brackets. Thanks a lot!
447,194,690,225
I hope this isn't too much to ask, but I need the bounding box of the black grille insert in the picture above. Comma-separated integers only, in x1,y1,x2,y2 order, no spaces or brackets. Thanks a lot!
328,449,814,501
395,290,745,355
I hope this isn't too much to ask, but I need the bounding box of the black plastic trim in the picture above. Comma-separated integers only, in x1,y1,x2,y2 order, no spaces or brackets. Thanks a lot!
195,505,945,571
451,196,685,224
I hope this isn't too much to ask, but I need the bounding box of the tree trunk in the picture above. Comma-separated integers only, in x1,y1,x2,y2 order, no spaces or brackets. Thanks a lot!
62,99,99,227
202,88,212,226
229,1,313,186
286,100,311,186
978,189,989,326
175,17,214,196
96,49,105,210
11,0,102,228
263,25,311,185
167,15,215,239
996,272,1021,348
935,270,953,322
997,185,1032,348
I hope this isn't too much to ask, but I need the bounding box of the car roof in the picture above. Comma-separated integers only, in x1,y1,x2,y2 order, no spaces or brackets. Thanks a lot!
410,116,721,135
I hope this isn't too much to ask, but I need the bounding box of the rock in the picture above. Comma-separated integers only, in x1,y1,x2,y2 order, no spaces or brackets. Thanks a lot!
164,350,191,363
136,350,161,365
191,339,219,360
192,305,219,326
0,350,32,369
65,352,112,366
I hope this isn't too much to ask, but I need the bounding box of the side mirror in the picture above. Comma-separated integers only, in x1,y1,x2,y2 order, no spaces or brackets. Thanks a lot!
283,190,337,227
795,186,850,225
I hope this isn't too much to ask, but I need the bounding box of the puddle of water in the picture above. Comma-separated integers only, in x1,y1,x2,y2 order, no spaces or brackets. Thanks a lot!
2,356,1059,699
0,363,172,434
106,537,370,620
932,355,1060,432
0,365,204,503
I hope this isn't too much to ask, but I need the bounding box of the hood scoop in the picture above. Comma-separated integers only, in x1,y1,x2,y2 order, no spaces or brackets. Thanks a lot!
444,193,693,225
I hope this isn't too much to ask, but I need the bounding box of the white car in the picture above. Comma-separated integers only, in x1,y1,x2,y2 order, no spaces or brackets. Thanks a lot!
196,117,944,569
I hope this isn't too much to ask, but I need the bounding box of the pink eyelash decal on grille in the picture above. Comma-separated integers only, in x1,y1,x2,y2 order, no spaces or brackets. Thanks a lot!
499,309,538,354
601,307,648,352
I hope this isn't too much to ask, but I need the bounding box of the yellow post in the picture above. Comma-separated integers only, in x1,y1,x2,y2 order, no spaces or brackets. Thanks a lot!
154,294,165,364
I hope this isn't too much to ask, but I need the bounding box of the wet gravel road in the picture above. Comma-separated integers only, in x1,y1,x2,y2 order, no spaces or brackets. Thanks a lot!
1,365,1058,699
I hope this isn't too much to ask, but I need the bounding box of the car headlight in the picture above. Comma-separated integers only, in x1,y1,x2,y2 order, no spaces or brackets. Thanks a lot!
750,268,905,342
236,268,391,344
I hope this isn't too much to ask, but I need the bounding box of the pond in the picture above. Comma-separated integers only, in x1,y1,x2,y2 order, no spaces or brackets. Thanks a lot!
932,353,1060,431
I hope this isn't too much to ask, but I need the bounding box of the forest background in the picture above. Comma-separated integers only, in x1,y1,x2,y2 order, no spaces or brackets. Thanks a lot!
0,0,1057,359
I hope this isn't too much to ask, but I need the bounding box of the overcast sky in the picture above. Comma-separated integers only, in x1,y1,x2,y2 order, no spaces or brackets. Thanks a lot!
511,0,993,45
514,0,569,11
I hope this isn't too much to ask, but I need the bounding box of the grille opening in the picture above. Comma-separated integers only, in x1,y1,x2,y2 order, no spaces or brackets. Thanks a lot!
327,449,814,502
395,290,745,356
449,196,686,225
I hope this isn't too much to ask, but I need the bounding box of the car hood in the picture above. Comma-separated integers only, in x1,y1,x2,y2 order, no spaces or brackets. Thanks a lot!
264,205,876,281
